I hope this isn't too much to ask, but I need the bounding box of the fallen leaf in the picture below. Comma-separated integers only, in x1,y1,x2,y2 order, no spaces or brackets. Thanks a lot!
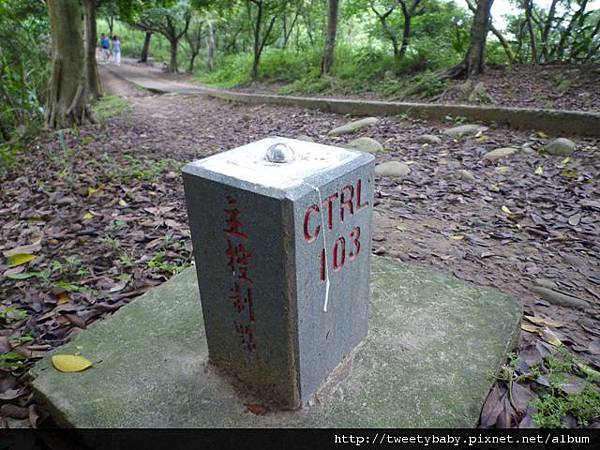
561,170,577,178
87,186,101,197
245,404,267,416
118,199,128,207
534,166,544,176
510,382,533,413
3,242,42,258
501,205,513,215
51,354,93,373
82,212,94,220
7,253,37,267
557,157,571,168
450,235,464,240
57,292,70,305
521,323,538,333
480,385,504,427
524,315,563,328
539,328,562,347
589,339,600,355
538,131,548,138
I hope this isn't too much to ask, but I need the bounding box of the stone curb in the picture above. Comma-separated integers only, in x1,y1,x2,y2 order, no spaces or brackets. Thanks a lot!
105,66,600,137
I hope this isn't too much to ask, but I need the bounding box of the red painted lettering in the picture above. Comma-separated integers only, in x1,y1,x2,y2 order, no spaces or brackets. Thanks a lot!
356,179,369,212
303,204,321,243
333,237,346,272
349,227,361,260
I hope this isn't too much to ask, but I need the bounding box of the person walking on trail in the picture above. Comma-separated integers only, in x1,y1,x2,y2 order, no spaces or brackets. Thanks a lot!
100,33,110,64
111,36,121,66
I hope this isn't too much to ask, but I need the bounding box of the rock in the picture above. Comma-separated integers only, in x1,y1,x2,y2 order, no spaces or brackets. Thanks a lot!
295,134,314,142
483,147,518,161
373,246,387,255
521,146,536,155
374,161,410,178
562,254,585,267
344,137,383,153
542,138,576,156
328,117,378,136
530,286,590,310
533,278,558,290
417,134,442,145
457,169,476,182
443,124,488,138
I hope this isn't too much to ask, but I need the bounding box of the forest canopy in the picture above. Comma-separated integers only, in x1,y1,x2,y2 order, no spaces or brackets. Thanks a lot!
0,0,598,147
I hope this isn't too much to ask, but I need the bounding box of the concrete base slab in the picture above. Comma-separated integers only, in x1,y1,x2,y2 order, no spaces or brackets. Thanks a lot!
31,257,521,428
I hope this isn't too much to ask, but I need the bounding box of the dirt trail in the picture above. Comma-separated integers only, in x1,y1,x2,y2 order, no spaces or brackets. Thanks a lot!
0,64,599,429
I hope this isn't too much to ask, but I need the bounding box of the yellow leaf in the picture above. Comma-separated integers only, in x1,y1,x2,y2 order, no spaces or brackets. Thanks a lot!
516,223,523,230
521,323,538,333
561,170,577,178
57,292,70,305
118,199,127,207
7,253,37,267
395,224,407,231
534,166,544,175
525,315,563,328
421,143,429,148
501,205,513,215
82,212,94,220
475,134,488,142
557,157,571,168
495,166,510,174
87,187,98,197
51,354,93,373
538,131,548,138
450,235,464,240
539,328,562,347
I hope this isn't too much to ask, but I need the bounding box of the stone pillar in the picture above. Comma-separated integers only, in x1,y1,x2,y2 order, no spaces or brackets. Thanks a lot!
182,137,374,409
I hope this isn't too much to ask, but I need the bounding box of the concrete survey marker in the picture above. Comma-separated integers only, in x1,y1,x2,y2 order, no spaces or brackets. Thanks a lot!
182,137,375,408
31,258,521,427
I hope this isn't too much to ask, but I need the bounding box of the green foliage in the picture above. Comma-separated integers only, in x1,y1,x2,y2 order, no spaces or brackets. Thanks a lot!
532,350,600,428
92,95,132,120
147,252,190,276
0,306,29,324
120,155,181,183
0,0,48,142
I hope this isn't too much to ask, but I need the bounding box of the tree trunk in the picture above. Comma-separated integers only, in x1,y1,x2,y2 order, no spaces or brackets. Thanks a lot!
447,0,494,79
140,32,152,63
398,8,411,60
108,15,114,38
465,0,514,64
320,0,339,76
83,0,101,99
540,0,558,62
251,1,264,80
169,39,178,73
45,0,92,129
188,52,198,73
524,0,537,63
207,21,215,72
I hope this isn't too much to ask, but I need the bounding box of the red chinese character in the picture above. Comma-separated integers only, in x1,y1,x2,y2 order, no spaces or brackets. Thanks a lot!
223,195,247,239
226,240,253,283
229,283,255,322
234,321,256,352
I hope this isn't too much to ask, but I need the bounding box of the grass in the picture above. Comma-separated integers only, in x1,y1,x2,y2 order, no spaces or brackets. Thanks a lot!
531,350,600,428
92,95,131,120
